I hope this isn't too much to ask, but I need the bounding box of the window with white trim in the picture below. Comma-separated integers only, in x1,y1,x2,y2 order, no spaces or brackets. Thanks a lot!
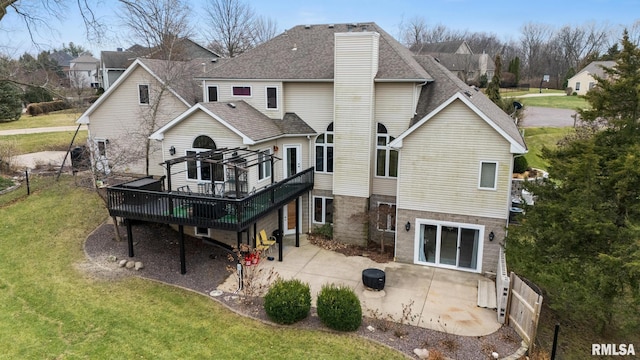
417,220,481,270
96,139,107,157
375,123,398,177
186,135,223,182
138,84,149,104
575,82,581,91
207,86,218,102
266,87,277,109
377,203,396,232
258,149,272,181
315,123,334,173
479,161,498,190
232,86,251,96
313,196,333,224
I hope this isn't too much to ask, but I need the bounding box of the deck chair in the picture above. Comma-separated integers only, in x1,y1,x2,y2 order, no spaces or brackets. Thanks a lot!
257,230,277,255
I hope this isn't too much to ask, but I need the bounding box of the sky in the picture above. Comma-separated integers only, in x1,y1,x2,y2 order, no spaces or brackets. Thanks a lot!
1,0,639,58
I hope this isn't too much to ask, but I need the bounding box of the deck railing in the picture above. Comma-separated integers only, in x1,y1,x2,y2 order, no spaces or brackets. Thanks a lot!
107,167,314,231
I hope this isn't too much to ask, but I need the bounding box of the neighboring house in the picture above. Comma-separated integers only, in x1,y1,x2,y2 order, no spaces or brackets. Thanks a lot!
98,38,220,91
69,54,100,89
411,40,495,84
79,22,526,275
49,50,73,72
566,61,615,95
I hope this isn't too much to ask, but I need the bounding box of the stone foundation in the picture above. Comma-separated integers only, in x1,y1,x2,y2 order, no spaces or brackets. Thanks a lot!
333,194,369,246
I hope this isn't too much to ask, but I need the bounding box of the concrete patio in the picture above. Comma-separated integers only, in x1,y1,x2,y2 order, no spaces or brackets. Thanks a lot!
218,235,501,337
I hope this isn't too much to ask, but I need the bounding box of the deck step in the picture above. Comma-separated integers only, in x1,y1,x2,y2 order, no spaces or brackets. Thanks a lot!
477,280,497,309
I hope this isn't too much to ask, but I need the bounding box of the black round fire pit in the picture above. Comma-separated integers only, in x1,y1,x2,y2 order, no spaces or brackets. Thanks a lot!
362,268,385,291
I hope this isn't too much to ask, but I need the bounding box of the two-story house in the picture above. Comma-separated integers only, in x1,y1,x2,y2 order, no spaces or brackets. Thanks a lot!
78,22,526,275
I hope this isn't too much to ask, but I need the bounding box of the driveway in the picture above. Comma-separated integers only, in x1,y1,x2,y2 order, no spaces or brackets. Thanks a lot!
520,106,577,128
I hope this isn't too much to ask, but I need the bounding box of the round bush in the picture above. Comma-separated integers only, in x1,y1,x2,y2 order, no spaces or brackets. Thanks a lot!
263,279,311,325
316,284,362,331
513,156,529,174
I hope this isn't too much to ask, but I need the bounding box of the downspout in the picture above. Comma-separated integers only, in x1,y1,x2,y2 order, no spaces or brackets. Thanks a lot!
307,135,313,232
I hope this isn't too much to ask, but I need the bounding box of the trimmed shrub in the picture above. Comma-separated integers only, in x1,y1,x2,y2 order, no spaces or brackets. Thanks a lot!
513,156,529,174
316,284,362,331
310,223,333,239
263,278,311,325
26,100,70,116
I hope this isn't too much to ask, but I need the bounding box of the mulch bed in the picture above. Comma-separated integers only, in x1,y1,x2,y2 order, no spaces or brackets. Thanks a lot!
83,222,524,359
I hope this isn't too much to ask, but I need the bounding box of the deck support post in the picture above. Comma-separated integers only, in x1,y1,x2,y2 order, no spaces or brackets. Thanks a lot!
127,219,134,257
253,223,257,248
295,197,300,247
179,225,186,274
236,231,242,249
278,207,284,261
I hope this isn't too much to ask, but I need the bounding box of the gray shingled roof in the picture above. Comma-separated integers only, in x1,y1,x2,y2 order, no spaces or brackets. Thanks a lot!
412,55,526,150
137,58,207,105
100,50,136,69
200,101,314,142
412,41,469,54
578,61,616,77
200,22,431,81
427,53,495,72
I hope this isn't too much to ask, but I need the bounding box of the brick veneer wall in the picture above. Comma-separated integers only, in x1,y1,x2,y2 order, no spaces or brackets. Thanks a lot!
333,194,369,246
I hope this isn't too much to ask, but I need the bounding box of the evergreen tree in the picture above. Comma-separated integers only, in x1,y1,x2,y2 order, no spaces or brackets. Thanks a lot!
485,54,502,104
506,31,640,336
0,81,23,122
508,56,520,86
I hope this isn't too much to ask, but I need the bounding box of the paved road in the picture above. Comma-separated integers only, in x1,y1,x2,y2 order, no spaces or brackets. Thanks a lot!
520,106,577,128
0,125,81,136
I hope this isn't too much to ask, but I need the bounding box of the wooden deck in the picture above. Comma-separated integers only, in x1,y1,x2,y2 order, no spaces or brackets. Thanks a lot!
107,167,314,232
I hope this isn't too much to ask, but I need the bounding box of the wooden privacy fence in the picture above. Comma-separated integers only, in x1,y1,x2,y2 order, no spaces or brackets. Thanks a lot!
497,247,544,350
507,272,543,349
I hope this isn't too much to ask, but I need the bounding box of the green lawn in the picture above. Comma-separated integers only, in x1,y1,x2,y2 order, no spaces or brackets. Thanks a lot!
500,88,564,97
0,131,87,154
521,95,589,110
0,177,404,359
523,127,575,170
0,110,82,130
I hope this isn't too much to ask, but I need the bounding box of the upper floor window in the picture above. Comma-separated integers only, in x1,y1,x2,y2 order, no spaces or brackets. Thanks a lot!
266,87,277,109
187,135,223,182
479,161,498,190
315,123,334,173
376,123,398,177
232,86,251,96
207,86,218,102
258,149,272,181
138,84,149,104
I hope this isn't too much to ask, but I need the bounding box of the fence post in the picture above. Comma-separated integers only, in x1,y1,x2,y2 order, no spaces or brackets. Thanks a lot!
25,169,30,195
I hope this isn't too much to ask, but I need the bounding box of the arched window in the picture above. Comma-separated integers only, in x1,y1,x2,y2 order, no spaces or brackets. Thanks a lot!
187,135,223,181
376,123,398,178
315,123,334,173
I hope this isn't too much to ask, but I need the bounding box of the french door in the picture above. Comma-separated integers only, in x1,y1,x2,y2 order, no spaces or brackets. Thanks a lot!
283,145,302,234
417,221,482,272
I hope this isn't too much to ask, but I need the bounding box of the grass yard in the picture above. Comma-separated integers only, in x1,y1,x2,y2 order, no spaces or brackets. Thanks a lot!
522,127,575,170
521,95,589,110
500,88,564,97
0,110,82,130
0,176,403,359
0,131,87,155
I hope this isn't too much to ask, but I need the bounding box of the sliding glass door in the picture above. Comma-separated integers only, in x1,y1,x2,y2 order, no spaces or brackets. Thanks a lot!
417,221,482,272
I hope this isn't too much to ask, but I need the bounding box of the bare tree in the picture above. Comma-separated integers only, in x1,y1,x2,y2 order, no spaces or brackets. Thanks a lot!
519,22,554,80
204,0,255,57
119,0,194,60
252,15,278,44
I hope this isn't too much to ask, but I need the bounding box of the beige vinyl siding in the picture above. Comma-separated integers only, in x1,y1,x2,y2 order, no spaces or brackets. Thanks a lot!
397,100,512,219
204,80,282,119
372,178,397,196
162,111,245,190
567,71,594,95
283,82,334,131
333,32,379,198
88,66,189,176
374,83,416,135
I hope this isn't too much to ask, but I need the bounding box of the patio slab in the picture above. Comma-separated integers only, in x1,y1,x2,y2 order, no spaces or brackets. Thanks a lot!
219,235,502,336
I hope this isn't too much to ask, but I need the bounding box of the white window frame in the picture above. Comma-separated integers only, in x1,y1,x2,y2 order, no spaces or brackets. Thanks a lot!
478,161,498,190
315,125,334,174
207,86,218,102
265,86,278,110
258,148,272,181
138,84,149,105
96,138,108,158
413,219,484,273
313,196,333,224
194,227,210,237
375,125,398,178
376,202,397,232
575,82,581,91
232,85,252,97
186,149,217,182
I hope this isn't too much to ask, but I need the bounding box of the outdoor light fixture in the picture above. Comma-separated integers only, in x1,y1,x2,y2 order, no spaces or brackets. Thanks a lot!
169,146,176,156
489,231,495,241
405,221,411,231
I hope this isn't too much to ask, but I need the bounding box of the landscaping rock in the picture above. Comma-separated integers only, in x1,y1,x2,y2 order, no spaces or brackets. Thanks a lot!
367,325,375,332
125,261,135,269
107,255,117,262
413,348,429,359
134,262,144,270
118,260,127,267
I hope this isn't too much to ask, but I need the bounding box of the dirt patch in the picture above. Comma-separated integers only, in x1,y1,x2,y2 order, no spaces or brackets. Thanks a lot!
308,234,394,263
